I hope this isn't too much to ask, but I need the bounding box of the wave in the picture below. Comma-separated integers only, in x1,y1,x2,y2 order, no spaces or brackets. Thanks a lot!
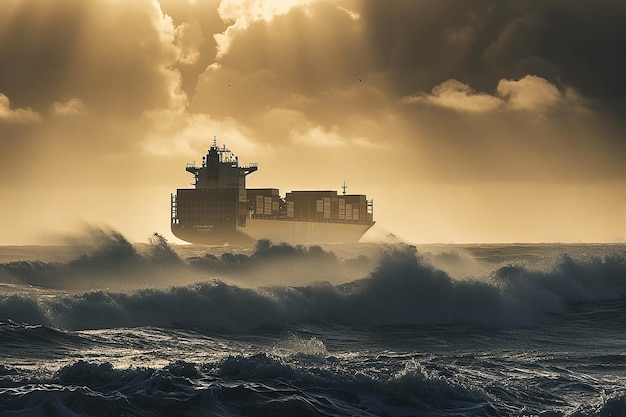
15,351,625,417
0,229,372,290
0,355,498,417
0,319,89,361
1,244,625,331
0,229,187,290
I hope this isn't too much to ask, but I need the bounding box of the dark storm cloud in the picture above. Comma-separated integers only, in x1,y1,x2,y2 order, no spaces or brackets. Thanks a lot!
359,0,626,111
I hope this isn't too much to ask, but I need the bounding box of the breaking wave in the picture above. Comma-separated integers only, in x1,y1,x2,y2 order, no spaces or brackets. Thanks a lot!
1,241,625,331
0,229,184,290
0,229,372,290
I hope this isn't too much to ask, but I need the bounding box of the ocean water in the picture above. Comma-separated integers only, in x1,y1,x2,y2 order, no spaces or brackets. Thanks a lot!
1,230,626,416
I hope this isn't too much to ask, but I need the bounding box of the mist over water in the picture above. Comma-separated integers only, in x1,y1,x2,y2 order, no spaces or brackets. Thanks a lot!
1,228,625,331
1,229,626,416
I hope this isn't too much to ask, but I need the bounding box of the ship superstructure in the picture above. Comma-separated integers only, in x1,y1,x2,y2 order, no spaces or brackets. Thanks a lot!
171,138,374,245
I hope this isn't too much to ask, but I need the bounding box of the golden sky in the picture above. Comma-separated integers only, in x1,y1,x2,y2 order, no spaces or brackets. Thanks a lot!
1,0,625,244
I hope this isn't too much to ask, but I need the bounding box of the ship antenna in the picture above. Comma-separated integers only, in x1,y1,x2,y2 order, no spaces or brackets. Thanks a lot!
212,135,217,148
342,181,347,195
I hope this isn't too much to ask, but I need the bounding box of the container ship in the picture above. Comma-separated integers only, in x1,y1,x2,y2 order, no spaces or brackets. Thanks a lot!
171,138,374,245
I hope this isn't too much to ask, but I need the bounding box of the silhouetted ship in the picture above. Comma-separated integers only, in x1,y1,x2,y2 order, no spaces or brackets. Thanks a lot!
171,138,375,245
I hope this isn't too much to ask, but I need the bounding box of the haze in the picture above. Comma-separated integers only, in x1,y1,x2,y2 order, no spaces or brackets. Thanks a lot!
1,0,625,245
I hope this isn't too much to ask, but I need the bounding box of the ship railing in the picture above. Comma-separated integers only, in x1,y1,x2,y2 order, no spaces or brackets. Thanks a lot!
241,162,258,175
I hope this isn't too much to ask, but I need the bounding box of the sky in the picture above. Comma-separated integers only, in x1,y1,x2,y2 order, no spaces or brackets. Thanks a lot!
1,0,625,245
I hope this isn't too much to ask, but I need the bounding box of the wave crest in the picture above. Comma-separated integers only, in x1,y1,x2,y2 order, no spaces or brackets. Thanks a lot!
1,244,625,330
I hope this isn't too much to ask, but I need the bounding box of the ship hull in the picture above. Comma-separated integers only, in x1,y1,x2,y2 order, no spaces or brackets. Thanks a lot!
171,219,374,245
171,224,255,245
241,218,374,244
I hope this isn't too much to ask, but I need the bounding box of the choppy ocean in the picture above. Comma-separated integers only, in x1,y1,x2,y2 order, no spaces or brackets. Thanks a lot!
1,229,625,416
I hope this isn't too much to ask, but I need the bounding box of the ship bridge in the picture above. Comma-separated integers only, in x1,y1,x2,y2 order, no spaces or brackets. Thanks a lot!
172,136,259,235
185,137,257,189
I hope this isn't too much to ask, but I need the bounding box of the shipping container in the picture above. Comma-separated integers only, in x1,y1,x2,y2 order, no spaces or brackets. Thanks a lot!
175,188,239,228
247,188,280,219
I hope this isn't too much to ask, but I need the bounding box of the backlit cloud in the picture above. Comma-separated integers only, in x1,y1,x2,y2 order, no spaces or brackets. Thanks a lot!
0,93,41,124
173,21,204,65
142,108,262,159
291,126,348,147
404,75,589,115
50,98,89,116
214,0,316,60
497,75,561,112
403,79,503,113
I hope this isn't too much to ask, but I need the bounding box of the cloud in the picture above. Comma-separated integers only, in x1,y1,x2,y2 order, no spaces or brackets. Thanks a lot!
404,75,588,115
496,75,561,112
289,124,381,149
141,108,261,158
290,126,348,147
213,0,316,60
359,1,626,109
0,0,189,117
337,6,360,21
50,98,89,116
0,93,41,124
173,21,204,65
403,79,503,113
